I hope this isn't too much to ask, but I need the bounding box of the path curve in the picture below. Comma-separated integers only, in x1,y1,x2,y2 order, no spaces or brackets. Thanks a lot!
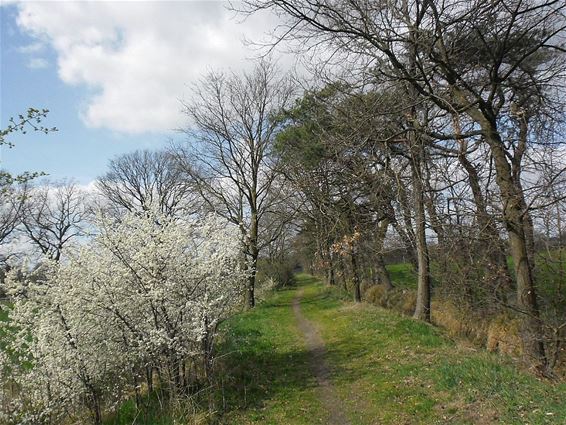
292,288,351,425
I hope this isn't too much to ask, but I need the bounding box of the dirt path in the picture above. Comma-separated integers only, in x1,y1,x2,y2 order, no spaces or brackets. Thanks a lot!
292,288,350,425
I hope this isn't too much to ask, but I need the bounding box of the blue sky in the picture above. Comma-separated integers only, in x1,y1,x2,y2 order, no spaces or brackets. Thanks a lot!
1,3,171,184
1,2,282,185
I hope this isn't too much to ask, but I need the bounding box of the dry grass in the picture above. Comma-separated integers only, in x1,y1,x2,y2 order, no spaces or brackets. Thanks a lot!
363,285,386,305
486,313,523,357
363,284,525,360
363,285,416,316
431,299,488,346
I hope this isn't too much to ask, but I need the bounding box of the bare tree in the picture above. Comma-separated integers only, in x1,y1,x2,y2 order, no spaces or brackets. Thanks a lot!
97,149,194,217
172,60,295,308
0,177,26,246
20,180,89,261
0,108,56,251
241,0,566,370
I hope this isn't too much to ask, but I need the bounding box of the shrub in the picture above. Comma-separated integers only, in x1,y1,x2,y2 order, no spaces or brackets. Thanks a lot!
363,285,416,316
0,213,246,424
257,258,297,288
364,285,386,305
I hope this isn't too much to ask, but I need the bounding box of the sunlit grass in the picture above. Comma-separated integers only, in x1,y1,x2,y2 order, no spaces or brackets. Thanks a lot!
108,273,565,424
297,276,566,424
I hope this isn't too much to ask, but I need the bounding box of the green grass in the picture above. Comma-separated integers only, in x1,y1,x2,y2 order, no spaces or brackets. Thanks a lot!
81,273,566,423
104,394,184,425
214,274,565,424
212,277,326,424
386,262,416,289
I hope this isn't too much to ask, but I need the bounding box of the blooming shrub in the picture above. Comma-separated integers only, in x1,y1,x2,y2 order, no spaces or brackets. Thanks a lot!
0,212,245,424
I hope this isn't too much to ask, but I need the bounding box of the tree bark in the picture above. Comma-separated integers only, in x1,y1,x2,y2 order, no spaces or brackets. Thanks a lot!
452,114,513,295
246,206,259,309
411,154,432,322
246,256,257,309
374,218,393,290
351,248,362,302
407,28,432,322
453,88,547,366
479,118,547,368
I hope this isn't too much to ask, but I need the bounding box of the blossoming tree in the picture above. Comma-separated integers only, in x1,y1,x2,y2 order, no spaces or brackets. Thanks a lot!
1,212,245,424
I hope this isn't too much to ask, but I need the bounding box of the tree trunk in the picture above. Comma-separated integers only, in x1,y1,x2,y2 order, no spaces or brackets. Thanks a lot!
246,263,257,309
327,251,336,286
246,209,259,309
453,88,547,367
146,366,153,393
374,218,393,290
459,153,514,292
453,113,513,295
93,404,102,425
411,155,432,322
351,248,362,302
405,25,431,322
88,390,102,425
482,122,547,368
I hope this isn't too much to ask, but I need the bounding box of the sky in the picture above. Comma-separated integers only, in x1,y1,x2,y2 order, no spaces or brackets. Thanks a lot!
1,1,290,184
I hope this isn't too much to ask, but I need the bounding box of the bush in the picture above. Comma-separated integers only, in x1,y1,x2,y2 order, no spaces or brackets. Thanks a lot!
431,299,489,346
0,213,246,424
257,258,297,288
364,285,386,305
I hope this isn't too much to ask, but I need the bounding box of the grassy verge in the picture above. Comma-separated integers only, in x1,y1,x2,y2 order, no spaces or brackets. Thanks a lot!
104,394,189,425
297,275,566,424
212,279,326,424
108,274,565,424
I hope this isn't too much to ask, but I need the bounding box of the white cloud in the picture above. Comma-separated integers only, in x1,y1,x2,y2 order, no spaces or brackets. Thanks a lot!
27,57,48,69
12,1,292,134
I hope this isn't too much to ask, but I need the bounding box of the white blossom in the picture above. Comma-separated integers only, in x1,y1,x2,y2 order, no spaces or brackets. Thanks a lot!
1,212,246,424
